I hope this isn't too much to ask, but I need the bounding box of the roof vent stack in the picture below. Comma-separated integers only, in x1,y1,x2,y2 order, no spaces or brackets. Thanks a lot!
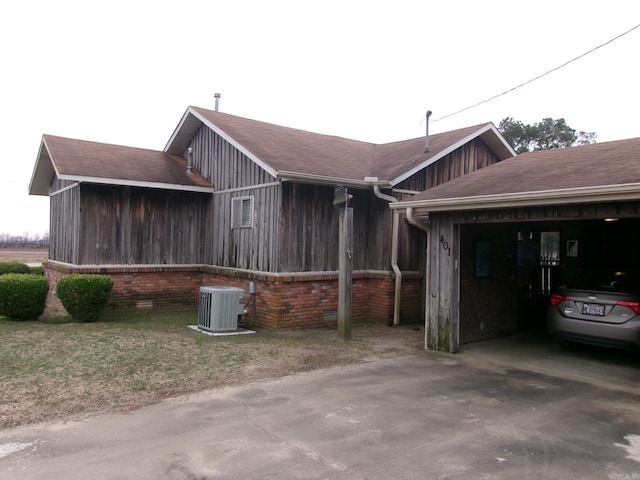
214,93,221,112
424,110,433,154
187,147,193,175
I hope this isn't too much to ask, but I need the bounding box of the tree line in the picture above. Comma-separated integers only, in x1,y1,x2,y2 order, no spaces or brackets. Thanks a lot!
0,232,49,247
499,117,597,154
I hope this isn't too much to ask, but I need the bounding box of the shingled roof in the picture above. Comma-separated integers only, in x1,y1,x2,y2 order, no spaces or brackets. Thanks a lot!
391,137,640,215
165,106,515,186
30,106,515,196
29,135,213,196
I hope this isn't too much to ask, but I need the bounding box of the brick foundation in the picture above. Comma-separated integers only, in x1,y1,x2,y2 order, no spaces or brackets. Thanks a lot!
44,262,423,329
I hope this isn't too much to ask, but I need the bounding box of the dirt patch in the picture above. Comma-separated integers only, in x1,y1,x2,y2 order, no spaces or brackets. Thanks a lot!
0,316,425,429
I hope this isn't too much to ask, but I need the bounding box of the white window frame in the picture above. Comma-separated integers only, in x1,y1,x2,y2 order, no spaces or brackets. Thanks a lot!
231,196,254,229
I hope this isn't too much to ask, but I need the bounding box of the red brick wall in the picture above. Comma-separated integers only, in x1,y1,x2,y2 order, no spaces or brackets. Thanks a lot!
44,262,424,328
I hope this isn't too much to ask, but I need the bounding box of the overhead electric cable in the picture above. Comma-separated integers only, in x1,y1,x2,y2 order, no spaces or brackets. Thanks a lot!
433,23,640,122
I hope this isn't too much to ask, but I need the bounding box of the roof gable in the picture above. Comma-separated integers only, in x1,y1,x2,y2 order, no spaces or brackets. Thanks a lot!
29,135,212,196
165,106,515,186
392,137,640,212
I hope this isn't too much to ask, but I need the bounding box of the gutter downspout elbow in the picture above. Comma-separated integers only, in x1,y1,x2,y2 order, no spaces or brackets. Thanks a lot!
406,207,428,232
373,185,402,326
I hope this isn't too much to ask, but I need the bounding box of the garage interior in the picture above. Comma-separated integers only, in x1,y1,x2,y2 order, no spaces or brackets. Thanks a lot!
458,216,640,345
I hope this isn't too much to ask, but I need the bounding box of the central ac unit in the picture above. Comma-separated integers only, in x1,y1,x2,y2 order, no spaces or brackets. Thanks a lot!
198,286,245,332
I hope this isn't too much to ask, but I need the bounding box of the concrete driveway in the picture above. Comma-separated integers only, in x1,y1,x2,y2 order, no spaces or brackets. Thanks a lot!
2,331,640,479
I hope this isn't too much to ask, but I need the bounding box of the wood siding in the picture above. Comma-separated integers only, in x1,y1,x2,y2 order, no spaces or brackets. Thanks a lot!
188,124,275,189
49,183,80,264
213,184,281,271
279,184,405,272
77,185,212,265
426,213,459,352
398,137,500,192
279,184,340,272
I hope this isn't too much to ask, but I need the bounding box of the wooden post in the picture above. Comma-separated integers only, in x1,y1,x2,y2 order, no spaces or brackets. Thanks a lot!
338,206,353,340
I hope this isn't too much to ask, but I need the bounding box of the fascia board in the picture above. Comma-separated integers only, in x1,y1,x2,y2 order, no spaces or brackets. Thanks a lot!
389,183,640,212
57,174,214,194
163,107,193,153
29,138,60,196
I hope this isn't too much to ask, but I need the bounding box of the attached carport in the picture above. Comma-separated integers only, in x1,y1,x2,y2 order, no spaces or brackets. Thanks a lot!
392,137,640,352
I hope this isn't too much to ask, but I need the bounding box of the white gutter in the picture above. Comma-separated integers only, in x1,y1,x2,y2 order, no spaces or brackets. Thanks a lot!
277,170,390,189
405,207,428,231
372,184,402,326
389,182,640,213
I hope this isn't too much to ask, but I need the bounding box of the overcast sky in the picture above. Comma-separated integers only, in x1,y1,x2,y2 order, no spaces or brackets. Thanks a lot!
1,0,639,237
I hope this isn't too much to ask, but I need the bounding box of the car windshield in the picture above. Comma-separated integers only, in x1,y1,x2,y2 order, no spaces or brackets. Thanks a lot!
567,270,640,294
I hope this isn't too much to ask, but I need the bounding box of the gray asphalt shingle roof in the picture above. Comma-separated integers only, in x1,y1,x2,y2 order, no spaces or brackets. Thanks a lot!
406,137,640,202
30,106,514,196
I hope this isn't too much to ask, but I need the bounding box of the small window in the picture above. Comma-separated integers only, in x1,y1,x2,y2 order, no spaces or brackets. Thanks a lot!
231,196,253,229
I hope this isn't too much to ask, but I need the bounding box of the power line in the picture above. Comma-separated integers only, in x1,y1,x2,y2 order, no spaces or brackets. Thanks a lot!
433,23,640,122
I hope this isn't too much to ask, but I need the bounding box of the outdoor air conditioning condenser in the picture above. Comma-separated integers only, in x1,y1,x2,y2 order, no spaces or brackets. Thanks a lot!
198,286,245,332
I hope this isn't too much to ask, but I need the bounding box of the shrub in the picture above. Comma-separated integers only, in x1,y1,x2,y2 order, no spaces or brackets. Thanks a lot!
29,266,45,276
56,274,114,322
0,261,30,276
0,274,49,320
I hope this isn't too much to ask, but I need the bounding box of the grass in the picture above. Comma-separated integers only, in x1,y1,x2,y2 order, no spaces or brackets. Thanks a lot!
0,314,424,429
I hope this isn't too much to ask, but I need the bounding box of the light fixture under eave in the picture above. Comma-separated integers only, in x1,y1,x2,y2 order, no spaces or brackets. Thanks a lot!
604,217,620,222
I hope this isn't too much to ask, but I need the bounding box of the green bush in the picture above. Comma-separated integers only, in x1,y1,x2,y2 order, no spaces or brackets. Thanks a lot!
29,266,45,276
0,274,49,320
0,261,30,276
56,274,114,322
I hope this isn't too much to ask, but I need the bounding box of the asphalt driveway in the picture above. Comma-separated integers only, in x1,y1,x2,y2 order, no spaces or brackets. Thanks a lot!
2,331,640,479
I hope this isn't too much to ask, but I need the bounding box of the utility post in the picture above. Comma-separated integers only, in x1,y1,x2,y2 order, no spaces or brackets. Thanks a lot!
334,186,353,340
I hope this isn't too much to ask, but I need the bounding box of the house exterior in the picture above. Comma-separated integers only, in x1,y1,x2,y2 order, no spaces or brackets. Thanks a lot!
29,106,515,329
391,138,640,351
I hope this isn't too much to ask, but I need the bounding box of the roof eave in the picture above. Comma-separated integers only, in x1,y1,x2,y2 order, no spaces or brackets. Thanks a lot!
57,175,214,194
390,183,640,215
29,137,58,196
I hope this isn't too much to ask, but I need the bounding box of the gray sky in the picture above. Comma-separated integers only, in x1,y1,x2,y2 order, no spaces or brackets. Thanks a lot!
2,0,639,237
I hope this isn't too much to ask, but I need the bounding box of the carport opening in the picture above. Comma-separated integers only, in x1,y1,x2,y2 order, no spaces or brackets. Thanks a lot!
458,217,640,345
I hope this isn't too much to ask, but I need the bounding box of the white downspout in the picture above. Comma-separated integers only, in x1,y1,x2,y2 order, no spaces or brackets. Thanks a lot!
373,184,402,326
406,207,429,341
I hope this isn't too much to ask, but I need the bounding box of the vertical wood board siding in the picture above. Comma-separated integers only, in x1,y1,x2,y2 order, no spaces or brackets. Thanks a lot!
213,184,281,272
398,137,500,192
188,124,275,188
49,182,80,264
279,184,401,272
78,185,212,265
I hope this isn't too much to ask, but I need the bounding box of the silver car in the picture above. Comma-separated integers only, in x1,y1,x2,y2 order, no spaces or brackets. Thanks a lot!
547,269,640,350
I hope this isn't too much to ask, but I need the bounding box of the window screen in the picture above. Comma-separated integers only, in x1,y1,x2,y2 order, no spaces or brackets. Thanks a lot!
231,196,253,229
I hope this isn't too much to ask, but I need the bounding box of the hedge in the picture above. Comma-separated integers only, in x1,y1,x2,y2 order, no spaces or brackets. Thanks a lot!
0,261,31,276
0,273,49,320
56,274,114,322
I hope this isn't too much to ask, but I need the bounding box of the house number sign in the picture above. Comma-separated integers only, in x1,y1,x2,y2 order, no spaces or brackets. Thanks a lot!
439,235,451,256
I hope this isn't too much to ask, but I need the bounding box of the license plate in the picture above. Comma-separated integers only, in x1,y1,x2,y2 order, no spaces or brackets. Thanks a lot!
583,303,604,316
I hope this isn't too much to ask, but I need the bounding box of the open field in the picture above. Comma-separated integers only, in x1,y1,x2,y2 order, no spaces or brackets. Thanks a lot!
0,248,48,265
0,315,424,429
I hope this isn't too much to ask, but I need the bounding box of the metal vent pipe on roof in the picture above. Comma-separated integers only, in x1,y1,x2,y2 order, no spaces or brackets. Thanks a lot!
214,93,221,112
424,110,432,153
187,147,193,175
